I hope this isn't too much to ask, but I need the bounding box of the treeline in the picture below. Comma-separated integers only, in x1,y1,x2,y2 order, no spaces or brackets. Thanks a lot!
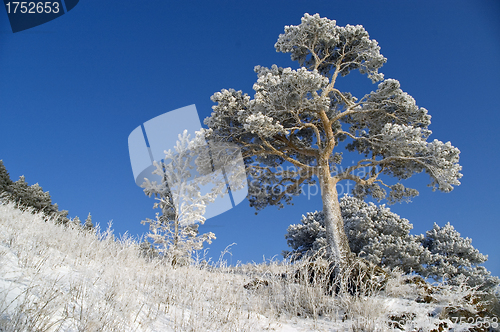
0,159,73,225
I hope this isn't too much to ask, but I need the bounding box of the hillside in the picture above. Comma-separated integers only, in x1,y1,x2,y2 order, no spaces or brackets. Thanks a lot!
0,202,497,331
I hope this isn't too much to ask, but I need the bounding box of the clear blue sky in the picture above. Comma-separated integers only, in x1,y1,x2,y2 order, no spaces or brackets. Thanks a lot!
1,1,499,276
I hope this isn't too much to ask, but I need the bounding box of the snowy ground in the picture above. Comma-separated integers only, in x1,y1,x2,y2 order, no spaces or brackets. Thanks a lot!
0,202,494,331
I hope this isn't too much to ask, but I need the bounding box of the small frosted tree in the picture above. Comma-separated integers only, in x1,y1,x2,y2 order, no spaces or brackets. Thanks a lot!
71,216,81,228
83,213,94,231
205,13,462,268
141,130,227,266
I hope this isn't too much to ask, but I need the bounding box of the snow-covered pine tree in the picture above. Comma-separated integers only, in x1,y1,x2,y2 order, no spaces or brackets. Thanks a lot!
83,213,94,231
422,223,500,290
204,13,462,269
285,195,429,274
6,175,69,223
22,183,54,213
71,216,81,228
6,175,29,205
141,130,223,266
0,160,13,194
285,196,498,291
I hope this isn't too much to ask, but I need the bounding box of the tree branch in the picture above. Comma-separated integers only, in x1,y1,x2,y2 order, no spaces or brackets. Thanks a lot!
258,136,315,171
269,176,309,205
274,131,319,157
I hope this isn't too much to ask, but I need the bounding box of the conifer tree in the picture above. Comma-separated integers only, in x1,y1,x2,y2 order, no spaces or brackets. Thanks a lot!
24,183,55,213
8,175,32,207
6,175,69,223
285,195,429,274
205,13,462,268
285,196,498,290
422,223,500,289
71,216,81,228
0,160,13,194
83,213,94,231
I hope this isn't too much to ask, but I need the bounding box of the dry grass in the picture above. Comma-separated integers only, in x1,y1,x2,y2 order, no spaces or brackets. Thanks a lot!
1,202,493,332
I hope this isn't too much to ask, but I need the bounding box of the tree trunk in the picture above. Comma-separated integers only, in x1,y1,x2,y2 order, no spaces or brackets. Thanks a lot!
318,164,353,268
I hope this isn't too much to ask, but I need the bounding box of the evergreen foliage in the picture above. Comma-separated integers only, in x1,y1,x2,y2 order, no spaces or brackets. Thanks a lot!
71,216,81,228
9,178,53,213
0,160,13,194
285,195,499,291
1,165,69,224
83,213,94,231
421,223,499,290
204,13,462,265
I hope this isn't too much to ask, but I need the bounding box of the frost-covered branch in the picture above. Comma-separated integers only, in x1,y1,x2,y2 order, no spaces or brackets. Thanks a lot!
275,13,386,82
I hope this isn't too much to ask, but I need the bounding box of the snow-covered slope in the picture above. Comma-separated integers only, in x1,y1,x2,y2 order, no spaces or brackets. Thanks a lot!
0,203,495,331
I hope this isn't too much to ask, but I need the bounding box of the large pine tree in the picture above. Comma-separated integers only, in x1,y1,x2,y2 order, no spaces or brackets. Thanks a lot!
205,13,462,269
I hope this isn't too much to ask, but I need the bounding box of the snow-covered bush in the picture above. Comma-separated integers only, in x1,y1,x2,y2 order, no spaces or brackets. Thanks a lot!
285,195,499,291
421,222,500,290
285,195,428,274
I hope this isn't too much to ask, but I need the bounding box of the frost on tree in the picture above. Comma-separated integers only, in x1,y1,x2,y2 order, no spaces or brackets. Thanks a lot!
421,223,499,290
285,195,428,274
3,173,69,223
84,213,94,231
285,196,499,291
141,130,238,266
0,160,13,194
204,13,462,267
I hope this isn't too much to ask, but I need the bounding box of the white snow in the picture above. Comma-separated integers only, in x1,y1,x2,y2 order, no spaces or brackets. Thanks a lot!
1,202,495,331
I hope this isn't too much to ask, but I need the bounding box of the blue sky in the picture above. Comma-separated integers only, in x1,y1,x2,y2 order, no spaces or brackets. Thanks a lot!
1,1,499,276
